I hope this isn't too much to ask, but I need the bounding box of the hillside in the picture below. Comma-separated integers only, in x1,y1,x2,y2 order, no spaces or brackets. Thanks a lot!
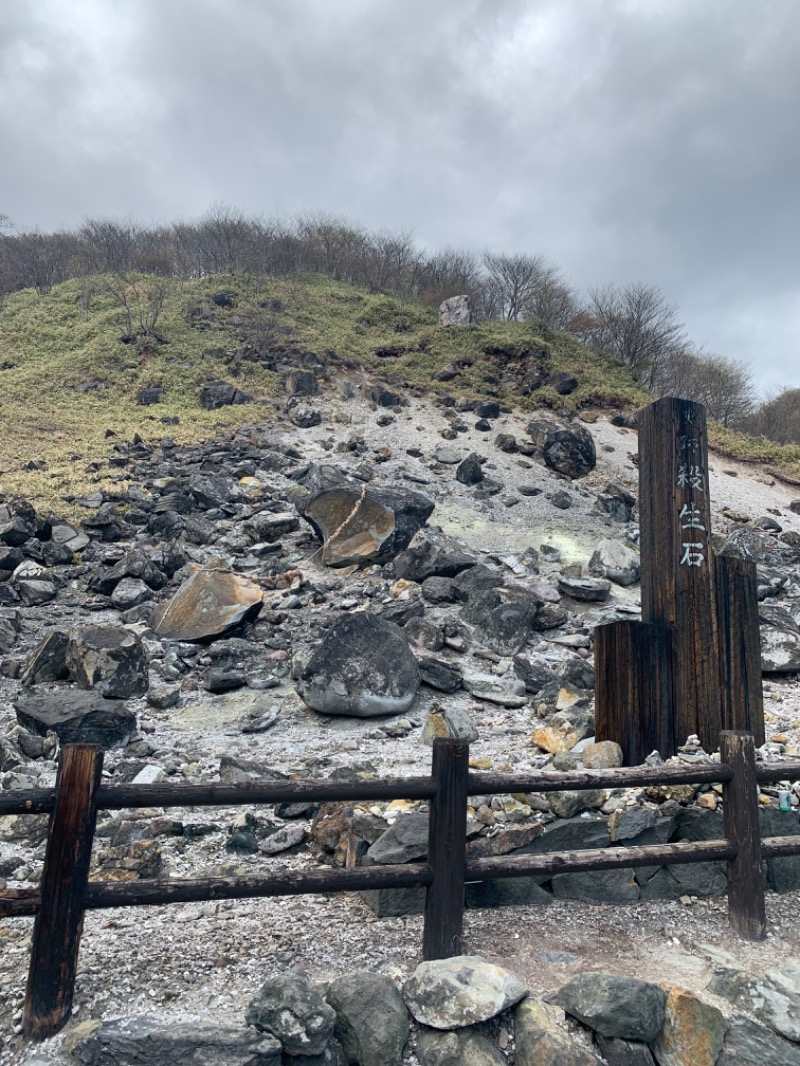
0,273,648,513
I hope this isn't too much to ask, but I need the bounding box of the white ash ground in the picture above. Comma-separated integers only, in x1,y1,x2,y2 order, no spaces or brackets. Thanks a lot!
3,390,800,1062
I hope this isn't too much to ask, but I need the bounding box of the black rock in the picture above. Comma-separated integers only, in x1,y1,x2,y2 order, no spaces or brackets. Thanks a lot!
14,691,137,749
200,380,253,410
456,453,484,485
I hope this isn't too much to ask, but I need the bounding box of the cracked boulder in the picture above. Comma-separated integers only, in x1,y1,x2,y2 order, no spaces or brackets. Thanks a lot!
296,614,419,717
301,479,434,567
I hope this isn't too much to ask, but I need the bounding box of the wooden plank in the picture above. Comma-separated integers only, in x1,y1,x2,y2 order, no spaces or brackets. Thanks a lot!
23,745,104,1041
594,619,675,761
720,731,766,940
423,738,469,960
639,397,721,751
466,839,736,881
469,762,731,796
715,555,765,744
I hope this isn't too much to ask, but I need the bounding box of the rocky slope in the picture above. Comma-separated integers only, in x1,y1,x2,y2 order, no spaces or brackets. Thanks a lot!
2,370,800,1064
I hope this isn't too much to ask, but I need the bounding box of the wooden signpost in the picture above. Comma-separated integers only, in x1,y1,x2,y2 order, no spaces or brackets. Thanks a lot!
596,396,765,761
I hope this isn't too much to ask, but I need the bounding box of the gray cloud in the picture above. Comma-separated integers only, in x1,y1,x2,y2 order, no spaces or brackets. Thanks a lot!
1,0,798,391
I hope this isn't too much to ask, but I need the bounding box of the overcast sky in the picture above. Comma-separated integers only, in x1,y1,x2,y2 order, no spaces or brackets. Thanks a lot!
1,0,798,395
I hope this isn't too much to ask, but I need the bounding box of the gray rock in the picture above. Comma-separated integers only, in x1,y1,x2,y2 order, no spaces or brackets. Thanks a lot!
438,294,474,325
290,403,322,428
542,426,596,479
404,956,528,1029
67,1015,281,1065
552,867,639,903
245,970,336,1056
367,811,429,864
523,817,610,854
719,1015,800,1065
709,966,800,1042
65,624,148,698
200,380,253,410
20,630,70,686
394,529,476,582
461,589,539,655
594,482,636,523
556,575,611,601
588,538,640,586
515,999,603,1066
14,691,136,749
461,671,527,707
761,625,800,673
111,578,153,610
637,861,726,899
548,789,603,819
359,886,426,916
417,657,462,693
326,971,409,1066
719,527,774,564
417,1028,506,1065
421,704,478,744
554,972,666,1042
297,614,419,717
456,453,484,485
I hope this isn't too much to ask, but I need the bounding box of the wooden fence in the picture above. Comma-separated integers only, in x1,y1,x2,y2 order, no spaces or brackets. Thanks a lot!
2,732,800,1040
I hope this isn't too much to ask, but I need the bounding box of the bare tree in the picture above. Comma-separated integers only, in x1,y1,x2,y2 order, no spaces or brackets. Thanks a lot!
575,282,688,388
746,387,800,443
481,252,549,320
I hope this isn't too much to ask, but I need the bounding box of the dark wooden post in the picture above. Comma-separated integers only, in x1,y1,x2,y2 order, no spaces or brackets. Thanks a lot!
423,738,469,960
595,620,674,763
720,731,766,940
715,555,765,745
639,397,721,751
23,744,104,1041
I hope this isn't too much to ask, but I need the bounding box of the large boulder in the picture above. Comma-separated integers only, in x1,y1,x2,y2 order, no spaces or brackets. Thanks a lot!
300,473,434,567
151,570,263,641
325,971,410,1066
403,956,528,1029
65,624,148,698
554,973,665,1042
588,539,640,586
393,529,476,582
296,614,420,717
245,970,336,1057
438,295,474,325
542,426,596,478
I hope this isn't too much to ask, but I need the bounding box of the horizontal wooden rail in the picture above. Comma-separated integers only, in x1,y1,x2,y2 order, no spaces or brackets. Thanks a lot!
761,835,800,859
466,839,737,882
468,763,733,795
0,775,437,817
3,760,798,820
0,862,434,918
756,762,800,783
